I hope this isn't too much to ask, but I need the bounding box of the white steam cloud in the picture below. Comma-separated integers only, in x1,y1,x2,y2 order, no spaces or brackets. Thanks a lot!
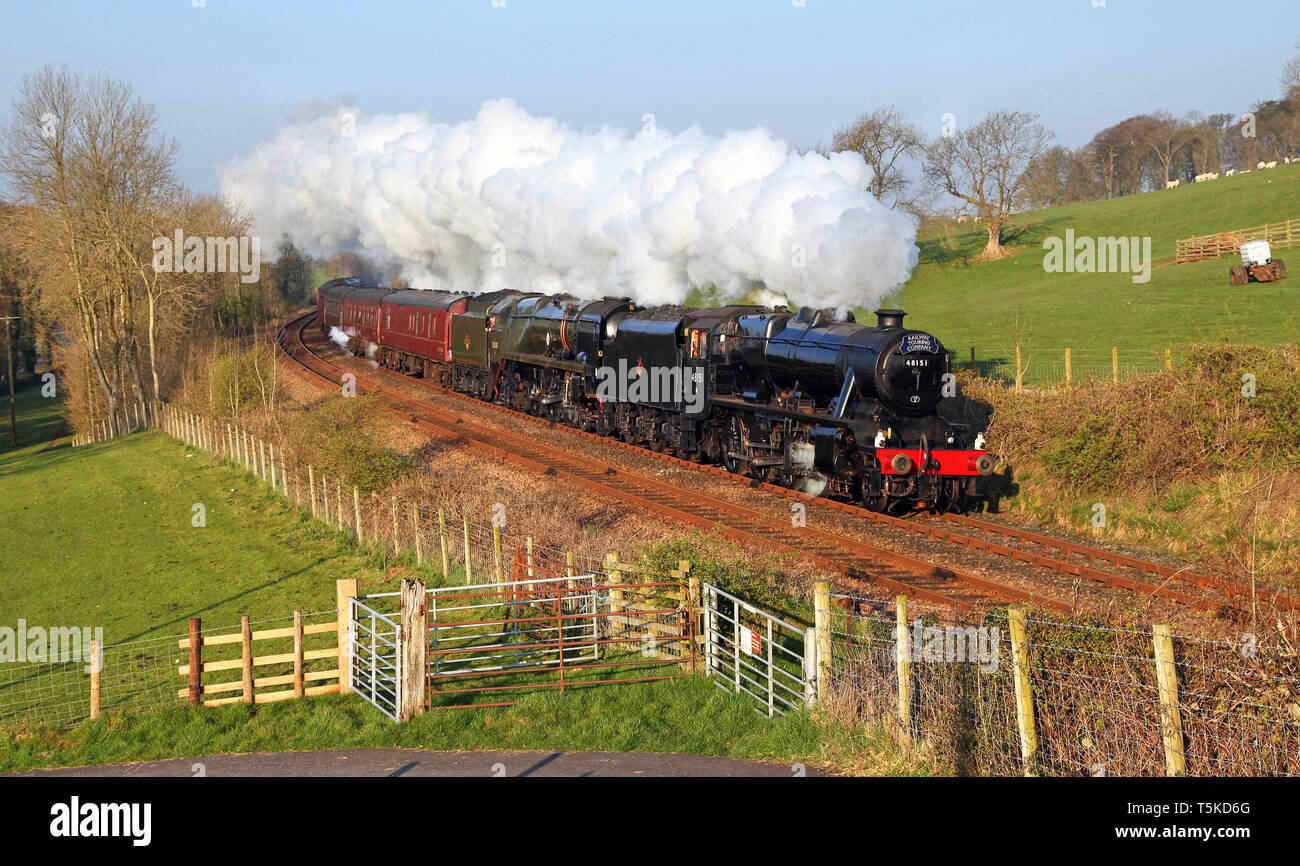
219,99,919,310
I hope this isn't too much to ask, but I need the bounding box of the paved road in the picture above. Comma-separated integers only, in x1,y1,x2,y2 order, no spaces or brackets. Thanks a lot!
13,749,824,777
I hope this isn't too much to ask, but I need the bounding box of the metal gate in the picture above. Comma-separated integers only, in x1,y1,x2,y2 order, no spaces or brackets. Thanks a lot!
349,596,402,720
425,547,694,709
702,583,814,717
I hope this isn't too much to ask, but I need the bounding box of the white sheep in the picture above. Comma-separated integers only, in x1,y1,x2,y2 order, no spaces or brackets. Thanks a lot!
1165,179,1180,189
1225,169,1236,176
1265,161,1278,169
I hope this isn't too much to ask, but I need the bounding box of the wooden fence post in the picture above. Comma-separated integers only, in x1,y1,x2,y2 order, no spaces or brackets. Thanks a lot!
813,579,831,700
308,466,317,519
493,523,503,583
438,508,450,581
269,443,277,490
896,595,912,742
1015,344,1024,393
336,481,344,531
399,578,428,721
605,552,624,639
566,550,576,587
1111,346,1119,384
1064,347,1072,384
336,578,358,695
526,535,535,581
353,486,362,544
188,617,202,705
1165,348,1172,371
1008,606,1039,777
241,614,254,705
89,638,101,720
462,515,473,584
1153,624,1186,777
412,504,423,565
292,609,304,698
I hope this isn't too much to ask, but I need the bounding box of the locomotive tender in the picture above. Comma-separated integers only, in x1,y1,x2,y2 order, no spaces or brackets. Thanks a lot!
317,277,994,513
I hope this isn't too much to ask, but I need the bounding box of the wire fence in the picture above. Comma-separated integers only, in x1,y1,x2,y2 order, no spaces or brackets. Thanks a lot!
0,609,337,731
822,594,1300,776
953,346,1178,389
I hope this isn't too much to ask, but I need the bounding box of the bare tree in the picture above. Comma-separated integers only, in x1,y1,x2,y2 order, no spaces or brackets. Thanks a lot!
924,110,1053,260
1145,112,1196,186
832,105,923,205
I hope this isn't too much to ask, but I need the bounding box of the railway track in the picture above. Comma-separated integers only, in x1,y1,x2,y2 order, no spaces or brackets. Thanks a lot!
278,312,1071,613
280,310,1294,618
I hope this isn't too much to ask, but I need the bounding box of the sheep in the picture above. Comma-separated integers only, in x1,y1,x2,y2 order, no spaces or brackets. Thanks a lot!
1265,161,1278,169
1165,179,1180,189
1225,169,1236,177
1258,161,1267,170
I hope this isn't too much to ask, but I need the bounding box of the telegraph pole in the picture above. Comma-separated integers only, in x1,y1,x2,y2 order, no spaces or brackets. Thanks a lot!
2,315,17,447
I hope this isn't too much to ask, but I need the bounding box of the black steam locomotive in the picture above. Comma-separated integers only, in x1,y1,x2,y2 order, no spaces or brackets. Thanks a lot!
318,280,993,513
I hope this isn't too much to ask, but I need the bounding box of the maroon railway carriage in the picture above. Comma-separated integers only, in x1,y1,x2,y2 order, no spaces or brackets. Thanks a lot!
316,277,363,333
377,290,471,384
337,287,390,355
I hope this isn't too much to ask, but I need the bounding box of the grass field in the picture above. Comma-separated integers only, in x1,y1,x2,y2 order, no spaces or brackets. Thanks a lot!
881,163,1300,381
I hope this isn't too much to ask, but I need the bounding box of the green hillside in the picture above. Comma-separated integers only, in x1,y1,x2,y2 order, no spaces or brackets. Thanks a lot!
879,163,1300,383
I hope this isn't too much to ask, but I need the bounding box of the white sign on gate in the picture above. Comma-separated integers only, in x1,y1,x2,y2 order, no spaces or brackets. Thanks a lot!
739,625,761,656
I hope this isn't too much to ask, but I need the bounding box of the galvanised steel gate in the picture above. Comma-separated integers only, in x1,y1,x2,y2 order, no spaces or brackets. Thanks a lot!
702,583,814,717
425,547,694,709
349,596,402,721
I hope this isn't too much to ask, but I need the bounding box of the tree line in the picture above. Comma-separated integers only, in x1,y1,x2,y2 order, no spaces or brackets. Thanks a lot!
0,67,394,439
827,40,1300,259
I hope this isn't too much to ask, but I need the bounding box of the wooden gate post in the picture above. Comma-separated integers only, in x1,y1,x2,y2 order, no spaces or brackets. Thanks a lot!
813,580,832,699
1008,606,1039,776
188,617,202,705
336,579,358,695
896,595,912,743
1153,624,1187,777
399,578,427,721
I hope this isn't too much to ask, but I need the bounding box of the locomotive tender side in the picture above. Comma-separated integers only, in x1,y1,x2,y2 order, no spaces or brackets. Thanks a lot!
315,281,992,513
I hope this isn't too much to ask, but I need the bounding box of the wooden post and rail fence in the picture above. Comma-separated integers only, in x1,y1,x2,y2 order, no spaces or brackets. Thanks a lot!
1175,216,1300,264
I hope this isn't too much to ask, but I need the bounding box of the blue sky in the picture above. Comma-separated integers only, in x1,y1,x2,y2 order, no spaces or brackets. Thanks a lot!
2,0,1296,191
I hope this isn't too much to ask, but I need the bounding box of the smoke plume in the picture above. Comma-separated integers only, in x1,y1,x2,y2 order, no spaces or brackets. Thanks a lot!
219,99,919,310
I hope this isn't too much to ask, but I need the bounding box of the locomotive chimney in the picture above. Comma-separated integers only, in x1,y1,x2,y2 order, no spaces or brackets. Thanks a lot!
874,309,906,330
